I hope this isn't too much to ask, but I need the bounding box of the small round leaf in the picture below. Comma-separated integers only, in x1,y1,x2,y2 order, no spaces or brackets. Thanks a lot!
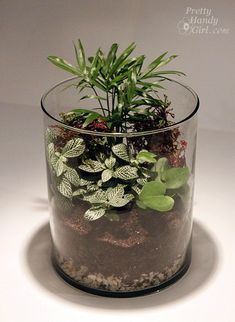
163,167,190,189
142,195,174,212
139,181,166,201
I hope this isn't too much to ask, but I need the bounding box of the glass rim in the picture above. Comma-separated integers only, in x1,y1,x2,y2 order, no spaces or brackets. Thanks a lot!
41,76,200,138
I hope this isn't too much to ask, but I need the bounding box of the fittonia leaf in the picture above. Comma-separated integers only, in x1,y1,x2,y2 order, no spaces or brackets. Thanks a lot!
114,165,139,180
112,144,130,161
84,206,106,221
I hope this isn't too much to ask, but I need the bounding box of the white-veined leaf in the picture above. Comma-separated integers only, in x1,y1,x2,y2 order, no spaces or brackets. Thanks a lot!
47,143,58,169
46,129,56,144
79,160,105,172
64,166,80,186
79,178,94,186
72,188,86,196
84,207,106,221
86,184,99,192
50,155,58,169
104,156,116,169
55,158,65,177
137,178,148,186
132,185,141,195
83,189,107,203
48,143,55,160
108,193,134,207
107,184,125,201
101,169,113,182
114,165,138,180
62,138,85,158
57,177,72,198
112,143,129,161
97,179,103,187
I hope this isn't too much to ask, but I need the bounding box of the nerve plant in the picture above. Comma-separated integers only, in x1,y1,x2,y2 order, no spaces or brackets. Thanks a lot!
46,40,190,221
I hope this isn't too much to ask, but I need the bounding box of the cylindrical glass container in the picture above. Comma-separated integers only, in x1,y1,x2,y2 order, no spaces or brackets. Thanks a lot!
41,77,199,297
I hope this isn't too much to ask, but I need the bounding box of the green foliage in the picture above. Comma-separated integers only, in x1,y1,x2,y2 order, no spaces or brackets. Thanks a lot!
83,185,134,220
45,128,56,144
58,176,73,198
104,156,116,169
138,181,174,212
136,150,157,164
79,160,105,173
84,206,106,221
112,143,129,161
161,167,190,189
155,157,168,174
107,185,134,207
47,138,85,179
46,129,190,220
48,40,185,132
114,165,138,180
47,138,84,200
46,41,189,221
64,166,80,187
141,195,174,212
47,56,80,75
139,181,166,199
101,169,113,182
67,108,104,128
62,138,85,158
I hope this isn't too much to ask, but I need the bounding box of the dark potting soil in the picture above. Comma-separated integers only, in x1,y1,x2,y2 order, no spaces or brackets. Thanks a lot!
50,198,192,291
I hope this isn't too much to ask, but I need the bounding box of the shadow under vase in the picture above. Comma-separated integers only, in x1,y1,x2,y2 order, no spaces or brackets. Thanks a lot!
24,216,219,308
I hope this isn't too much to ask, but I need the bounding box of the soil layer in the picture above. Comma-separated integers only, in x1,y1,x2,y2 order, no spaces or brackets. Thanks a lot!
50,198,192,293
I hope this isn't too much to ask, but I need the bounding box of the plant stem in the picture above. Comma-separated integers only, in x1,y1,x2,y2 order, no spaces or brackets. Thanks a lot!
123,106,128,133
112,87,115,114
91,85,106,117
106,92,111,117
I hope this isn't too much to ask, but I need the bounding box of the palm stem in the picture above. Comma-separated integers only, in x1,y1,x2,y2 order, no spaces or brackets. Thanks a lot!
106,92,111,117
112,88,115,114
91,85,106,116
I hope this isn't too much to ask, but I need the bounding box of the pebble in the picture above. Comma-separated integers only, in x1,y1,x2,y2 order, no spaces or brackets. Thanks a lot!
58,255,184,292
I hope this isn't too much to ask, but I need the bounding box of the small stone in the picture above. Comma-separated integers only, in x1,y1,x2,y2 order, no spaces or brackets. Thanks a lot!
57,254,184,292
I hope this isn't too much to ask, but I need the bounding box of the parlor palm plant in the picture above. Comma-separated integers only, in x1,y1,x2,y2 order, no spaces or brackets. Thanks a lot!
48,40,184,132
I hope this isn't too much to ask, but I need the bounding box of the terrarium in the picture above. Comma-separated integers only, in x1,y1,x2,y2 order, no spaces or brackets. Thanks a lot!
41,41,199,297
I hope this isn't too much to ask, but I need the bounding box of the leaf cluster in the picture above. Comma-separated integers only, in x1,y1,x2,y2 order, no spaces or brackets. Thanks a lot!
46,128,190,221
48,40,185,132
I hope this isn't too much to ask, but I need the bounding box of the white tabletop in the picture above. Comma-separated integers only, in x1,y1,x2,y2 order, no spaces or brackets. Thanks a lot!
1,103,234,322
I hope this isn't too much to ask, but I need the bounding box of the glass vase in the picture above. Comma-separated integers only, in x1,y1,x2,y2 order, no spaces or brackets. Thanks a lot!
41,77,199,297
